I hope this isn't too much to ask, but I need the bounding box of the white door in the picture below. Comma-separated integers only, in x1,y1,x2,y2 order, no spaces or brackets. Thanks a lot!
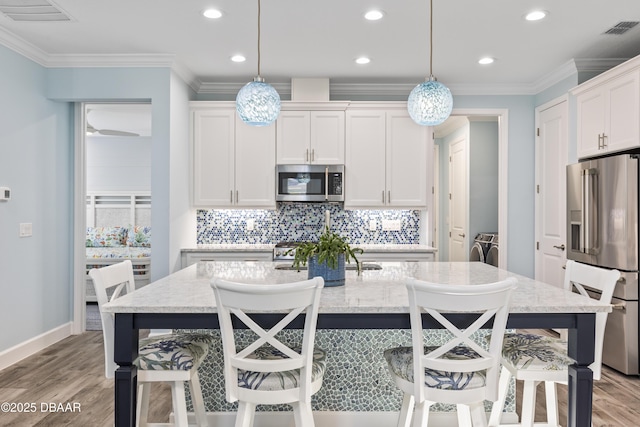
449,136,467,261
535,98,568,289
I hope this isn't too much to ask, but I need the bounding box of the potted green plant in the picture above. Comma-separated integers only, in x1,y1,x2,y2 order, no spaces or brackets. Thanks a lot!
289,226,363,287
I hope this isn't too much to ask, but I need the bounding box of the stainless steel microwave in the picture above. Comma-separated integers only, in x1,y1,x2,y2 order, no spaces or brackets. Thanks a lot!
276,165,344,202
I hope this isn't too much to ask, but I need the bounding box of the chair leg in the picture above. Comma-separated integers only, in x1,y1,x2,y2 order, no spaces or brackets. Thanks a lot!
520,380,539,427
467,402,488,427
170,380,189,427
544,381,560,427
189,372,208,427
412,400,431,427
137,382,151,427
457,403,473,427
488,366,511,427
292,401,315,427
397,393,415,427
235,401,256,427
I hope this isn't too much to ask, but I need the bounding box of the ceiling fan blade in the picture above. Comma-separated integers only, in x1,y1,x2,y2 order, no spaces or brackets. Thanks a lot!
97,129,140,137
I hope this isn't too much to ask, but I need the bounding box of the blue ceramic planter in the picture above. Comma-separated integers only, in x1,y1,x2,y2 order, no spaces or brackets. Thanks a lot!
308,254,345,287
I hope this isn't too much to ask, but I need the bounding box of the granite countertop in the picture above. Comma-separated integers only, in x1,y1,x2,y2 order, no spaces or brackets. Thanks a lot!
182,244,437,253
103,261,610,315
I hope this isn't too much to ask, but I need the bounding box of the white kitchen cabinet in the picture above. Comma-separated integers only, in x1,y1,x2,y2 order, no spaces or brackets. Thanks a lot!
573,63,640,159
276,110,345,164
191,104,276,208
345,107,428,209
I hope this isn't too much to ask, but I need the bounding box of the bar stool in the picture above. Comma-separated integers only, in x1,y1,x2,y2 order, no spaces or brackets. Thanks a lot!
384,277,517,427
211,277,325,427
488,260,620,427
90,260,213,426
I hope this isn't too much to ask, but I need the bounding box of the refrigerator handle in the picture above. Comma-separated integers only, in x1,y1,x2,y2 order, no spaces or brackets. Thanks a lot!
582,168,598,255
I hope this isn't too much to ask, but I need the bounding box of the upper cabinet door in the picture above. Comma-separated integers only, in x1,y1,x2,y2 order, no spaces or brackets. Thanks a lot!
576,89,606,159
344,110,387,208
276,111,311,164
606,71,640,153
192,109,235,207
386,111,428,208
310,111,345,164
574,65,640,159
235,121,276,208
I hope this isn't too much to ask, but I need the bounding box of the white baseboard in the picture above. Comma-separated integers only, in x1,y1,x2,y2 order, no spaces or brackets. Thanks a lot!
0,322,72,371
185,411,519,427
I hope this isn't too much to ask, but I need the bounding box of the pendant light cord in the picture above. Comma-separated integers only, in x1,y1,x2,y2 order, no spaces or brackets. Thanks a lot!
429,0,433,77
257,0,262,77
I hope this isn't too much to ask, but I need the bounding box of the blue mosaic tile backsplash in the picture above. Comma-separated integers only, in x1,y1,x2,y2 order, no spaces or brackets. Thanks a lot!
197,203,420,244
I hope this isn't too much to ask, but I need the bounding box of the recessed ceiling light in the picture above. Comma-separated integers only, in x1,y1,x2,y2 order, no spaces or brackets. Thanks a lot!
203,9,222,19
355,57,371,65
231,55,246,63
364,10,384,21
525,10,548,21
478,57,495,65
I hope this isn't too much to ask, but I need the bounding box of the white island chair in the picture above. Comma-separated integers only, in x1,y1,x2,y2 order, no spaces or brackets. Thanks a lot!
488,260,620,427
384,277,517,427
90,260,213,427
211,276,325,427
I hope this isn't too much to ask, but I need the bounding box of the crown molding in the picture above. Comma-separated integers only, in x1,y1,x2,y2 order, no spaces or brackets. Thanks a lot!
0,25,48,66
0,27,632,98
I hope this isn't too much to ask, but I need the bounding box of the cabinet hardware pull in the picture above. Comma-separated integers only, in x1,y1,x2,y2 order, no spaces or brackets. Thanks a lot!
230,190,233,203
306,149,309,162
382,191,385,204
553,244,566,251
602,133,607,147
388,191,391,204
311,149,315,162
235,190,238,203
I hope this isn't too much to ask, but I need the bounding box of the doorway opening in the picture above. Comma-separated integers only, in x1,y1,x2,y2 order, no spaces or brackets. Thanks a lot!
75,103,152,332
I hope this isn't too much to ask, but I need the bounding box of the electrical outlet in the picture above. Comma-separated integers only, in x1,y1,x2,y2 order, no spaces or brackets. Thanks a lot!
382,219,402,231
246,219,255,231
369,219,377,231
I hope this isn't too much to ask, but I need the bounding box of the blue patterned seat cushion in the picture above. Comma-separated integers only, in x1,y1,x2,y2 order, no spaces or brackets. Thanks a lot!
500,333,575,371
384,346,486,390
237,347,327,391
135,333,214,371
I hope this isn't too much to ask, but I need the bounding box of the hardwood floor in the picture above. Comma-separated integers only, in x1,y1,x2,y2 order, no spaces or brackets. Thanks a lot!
0,330,638,426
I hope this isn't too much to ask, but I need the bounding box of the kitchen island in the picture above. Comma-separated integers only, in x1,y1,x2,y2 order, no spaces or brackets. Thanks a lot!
103,261,609,427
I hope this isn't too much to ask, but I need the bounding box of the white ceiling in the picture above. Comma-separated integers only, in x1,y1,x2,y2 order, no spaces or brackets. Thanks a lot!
1,1,640,95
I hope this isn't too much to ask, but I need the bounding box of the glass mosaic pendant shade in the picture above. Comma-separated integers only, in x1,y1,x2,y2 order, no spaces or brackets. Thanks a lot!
236,76,281,126
236,0,280,127
407,76,453,126
408,0,452,126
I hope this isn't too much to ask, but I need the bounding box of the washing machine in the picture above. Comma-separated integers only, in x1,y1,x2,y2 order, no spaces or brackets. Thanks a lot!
469,233,495,263
485,234,499,267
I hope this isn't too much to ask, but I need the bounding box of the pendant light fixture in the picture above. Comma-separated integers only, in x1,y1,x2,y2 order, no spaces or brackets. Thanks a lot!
236,0,281,126
407,0,453,126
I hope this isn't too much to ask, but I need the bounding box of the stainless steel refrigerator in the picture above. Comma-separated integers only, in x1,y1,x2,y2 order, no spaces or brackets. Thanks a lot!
567,153,639,375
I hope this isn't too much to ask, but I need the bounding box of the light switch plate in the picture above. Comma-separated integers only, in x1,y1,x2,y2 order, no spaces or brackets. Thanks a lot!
246,219,255,231
20,223,32,237
369,219,377,231
382,219,402,231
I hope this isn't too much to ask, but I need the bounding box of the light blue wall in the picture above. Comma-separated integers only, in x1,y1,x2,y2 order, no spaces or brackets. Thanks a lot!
0,45,73,351
468,120,499,247
46,66,174,281
453,95,536,276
